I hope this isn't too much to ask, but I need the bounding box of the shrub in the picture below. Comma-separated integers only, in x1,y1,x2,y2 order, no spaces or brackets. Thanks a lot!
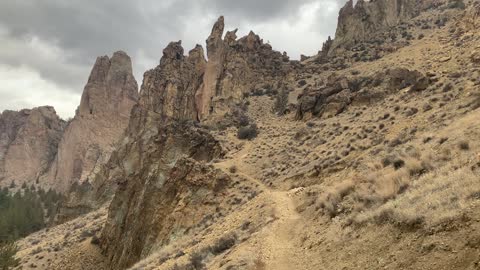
458,141,470,151
91,235,101,245
273,87,289,116
229,166,237,174
237,124,258,140
211,234,236,255
317,153,432,219
356,166,480,227
190,251,206,270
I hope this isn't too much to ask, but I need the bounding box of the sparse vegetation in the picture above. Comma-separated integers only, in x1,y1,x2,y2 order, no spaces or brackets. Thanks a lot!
237,124,258,140
317,151,433,219
273,87,289,116
356,166,479,227
229,166,238,174
458,141,470,150
447,0,466,9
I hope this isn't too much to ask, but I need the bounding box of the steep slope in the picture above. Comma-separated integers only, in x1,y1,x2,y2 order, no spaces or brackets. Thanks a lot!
0,107,66,188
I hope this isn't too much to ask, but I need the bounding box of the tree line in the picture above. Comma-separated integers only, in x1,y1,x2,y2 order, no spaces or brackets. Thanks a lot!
0,184,64,269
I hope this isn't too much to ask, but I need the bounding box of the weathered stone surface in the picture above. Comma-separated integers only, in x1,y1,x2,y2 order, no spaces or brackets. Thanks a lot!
100,120,224,269
330,0,428,54
139,41,206,121
43,51,139,192
196,16,292,122
387,68,430,91
296,68,429,119
0,107,66,188
296,74,356,119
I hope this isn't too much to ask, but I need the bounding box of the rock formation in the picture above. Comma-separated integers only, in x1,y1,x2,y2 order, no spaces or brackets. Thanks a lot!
97,17,293,268
42,51,139,192
196,16,291,122
0,107,66,188
329,0,432,54
100,120,225,269
56,17,291,223
296,68,430,119
139,41,206,121
98,43,225,268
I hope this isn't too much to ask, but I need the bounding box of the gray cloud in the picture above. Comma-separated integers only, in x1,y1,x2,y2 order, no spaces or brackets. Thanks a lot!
0,0,348,118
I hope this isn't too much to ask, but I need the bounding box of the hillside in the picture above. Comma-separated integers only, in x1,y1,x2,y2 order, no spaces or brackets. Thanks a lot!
7,0,480,269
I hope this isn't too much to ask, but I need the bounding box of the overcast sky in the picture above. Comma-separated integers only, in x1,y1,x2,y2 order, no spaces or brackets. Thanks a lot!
0,0,348,119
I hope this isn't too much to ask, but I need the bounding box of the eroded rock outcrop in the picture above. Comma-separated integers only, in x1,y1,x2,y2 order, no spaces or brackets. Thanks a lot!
296,68,430,119
43,51,139,192
330,0,430,54
0,107,66,188
98,44,226,269
139,41,206,121
100,120,225,269
197,16,291,122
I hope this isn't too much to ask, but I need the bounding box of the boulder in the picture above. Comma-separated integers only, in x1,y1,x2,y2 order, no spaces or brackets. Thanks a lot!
387,68,430,91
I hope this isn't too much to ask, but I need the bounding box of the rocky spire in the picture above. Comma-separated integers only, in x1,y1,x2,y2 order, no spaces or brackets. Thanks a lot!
196,16,291,121
43,51,139,192
206,16,225,58
138,41,206,122
79,51,138,118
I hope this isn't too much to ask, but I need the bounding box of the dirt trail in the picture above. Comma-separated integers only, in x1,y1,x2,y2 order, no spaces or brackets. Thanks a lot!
215,141,304,270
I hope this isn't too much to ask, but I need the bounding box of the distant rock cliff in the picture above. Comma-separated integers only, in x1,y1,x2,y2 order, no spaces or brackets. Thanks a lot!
42,51,139,193
0,107,66,188
330,0,433,54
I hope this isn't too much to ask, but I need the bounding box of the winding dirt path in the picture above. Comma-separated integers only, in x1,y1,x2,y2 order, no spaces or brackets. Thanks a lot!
215,141,303,270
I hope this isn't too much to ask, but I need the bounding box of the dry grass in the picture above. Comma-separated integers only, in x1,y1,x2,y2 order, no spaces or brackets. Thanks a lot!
316,135,480,230
355,165,480,228
318,153,433,218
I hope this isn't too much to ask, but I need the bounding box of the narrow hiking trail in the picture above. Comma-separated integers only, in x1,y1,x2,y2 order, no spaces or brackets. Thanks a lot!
215,140,304,270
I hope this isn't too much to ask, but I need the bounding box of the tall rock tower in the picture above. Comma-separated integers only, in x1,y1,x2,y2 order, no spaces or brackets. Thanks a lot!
43,51,139,192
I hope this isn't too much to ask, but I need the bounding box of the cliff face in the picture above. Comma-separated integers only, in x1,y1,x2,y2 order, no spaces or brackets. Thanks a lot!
330,0,431,53
0,107,66,188
100,119,225,269
139,42,206,121
42,51,139,193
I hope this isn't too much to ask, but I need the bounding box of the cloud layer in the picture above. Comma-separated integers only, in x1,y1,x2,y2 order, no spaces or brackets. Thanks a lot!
0,0,347,118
